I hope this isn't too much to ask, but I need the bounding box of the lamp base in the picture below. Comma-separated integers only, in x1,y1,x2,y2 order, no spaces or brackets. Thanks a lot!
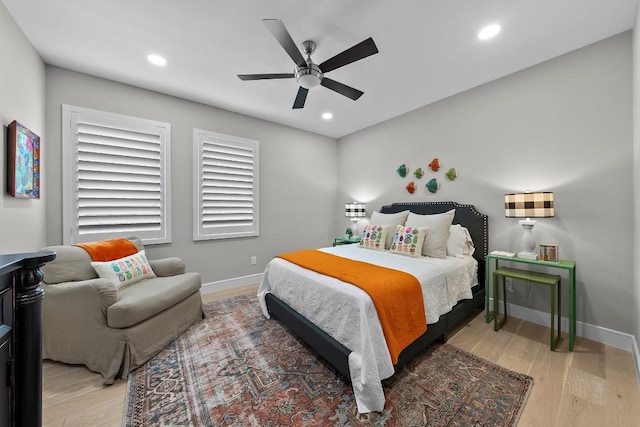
517,251,539,260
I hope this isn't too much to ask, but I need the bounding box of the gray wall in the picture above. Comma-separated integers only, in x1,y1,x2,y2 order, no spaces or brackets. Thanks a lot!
0,4,47,253
338,32,634,334
45,67,338,284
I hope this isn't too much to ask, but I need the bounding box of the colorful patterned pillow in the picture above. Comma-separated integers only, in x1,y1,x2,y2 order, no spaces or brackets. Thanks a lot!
91,250,156,289
390,225,427,257
369,210,410,249
359,224,393,251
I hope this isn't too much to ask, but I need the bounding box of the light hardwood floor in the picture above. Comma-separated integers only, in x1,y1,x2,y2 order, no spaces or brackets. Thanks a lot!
42,285,640,426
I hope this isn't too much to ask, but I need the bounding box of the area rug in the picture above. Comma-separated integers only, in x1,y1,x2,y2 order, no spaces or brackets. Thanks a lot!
123,294,532,426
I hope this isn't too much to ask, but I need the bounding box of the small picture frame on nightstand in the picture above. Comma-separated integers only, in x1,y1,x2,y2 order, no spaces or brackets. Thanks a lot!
539,244,558,262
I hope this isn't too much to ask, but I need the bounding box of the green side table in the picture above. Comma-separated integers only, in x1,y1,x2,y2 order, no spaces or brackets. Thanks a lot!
333,237,361,246
493,267,562,350
485,253,577,351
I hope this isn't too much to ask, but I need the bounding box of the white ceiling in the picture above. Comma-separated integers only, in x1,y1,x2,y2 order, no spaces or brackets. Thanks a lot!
2,0,637,139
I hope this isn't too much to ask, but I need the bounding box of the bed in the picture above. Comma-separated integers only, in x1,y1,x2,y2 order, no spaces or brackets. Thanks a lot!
257,201,488,413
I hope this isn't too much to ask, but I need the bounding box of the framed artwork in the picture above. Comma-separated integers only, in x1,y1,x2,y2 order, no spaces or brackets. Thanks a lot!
539,243,558,262
7,120,40,199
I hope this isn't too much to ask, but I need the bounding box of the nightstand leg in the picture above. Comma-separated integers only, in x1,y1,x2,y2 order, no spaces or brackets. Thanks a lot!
493,272,507,331
569,268,576,351
502,276,507,325
485,257,493,323
493,272,498,330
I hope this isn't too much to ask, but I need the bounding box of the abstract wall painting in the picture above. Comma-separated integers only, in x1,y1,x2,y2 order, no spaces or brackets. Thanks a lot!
7,120,40,199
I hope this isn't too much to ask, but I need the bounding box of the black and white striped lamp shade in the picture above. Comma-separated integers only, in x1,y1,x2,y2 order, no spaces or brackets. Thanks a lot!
345,202,366,219
505,192,554,218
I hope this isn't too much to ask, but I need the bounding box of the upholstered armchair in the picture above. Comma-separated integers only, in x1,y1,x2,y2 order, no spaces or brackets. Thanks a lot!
40,237,202,384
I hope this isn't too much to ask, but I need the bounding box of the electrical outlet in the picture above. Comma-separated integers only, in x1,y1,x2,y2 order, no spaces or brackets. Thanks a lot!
250,256,257,265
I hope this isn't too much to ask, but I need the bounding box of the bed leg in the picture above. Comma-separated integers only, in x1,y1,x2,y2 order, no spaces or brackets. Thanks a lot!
440,330,448,343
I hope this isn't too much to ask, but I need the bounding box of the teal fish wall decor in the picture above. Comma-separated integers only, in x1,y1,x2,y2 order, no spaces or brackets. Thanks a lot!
426,178,439,193
396,164,407,177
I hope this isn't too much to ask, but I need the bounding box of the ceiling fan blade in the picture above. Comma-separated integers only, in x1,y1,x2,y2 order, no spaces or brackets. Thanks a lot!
238,73,294,81
319,37,378,73
262,19,307,68
320,78,364,101
292,87,309,109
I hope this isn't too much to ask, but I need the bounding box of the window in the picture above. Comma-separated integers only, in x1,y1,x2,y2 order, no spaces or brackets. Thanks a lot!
62,105,171,244
193,129,259,240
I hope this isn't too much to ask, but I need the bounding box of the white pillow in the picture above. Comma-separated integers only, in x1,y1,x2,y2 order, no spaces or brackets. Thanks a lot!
390,225,427,257
359,224,394,251
446,224,475,258
91,250,156,289
404,209,455,258
369,210,410,249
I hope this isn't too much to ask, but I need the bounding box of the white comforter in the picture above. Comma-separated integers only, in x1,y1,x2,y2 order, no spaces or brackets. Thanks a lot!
257,244,477,413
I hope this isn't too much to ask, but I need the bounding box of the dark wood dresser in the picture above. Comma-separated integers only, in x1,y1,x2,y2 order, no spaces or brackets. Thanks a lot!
0,251,56,427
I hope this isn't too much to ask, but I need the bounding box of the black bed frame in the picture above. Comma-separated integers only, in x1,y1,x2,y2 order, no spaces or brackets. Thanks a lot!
265,201,488,379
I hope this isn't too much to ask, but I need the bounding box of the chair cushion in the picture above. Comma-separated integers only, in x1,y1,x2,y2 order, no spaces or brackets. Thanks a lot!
107,272,201,329
40,245,98,284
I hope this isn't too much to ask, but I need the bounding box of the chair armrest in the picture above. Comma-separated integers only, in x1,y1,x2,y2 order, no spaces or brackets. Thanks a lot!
42,278,117,322
149,257,186,277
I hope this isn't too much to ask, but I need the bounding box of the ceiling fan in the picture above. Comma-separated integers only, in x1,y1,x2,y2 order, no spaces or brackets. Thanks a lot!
238,19,379,109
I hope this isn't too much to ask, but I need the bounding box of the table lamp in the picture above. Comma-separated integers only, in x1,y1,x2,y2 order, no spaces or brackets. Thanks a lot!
345,202,366,237
505,192,554,260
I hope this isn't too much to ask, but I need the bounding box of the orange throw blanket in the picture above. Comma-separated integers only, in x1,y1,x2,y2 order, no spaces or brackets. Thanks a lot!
277,249,427,364
74,238,138,261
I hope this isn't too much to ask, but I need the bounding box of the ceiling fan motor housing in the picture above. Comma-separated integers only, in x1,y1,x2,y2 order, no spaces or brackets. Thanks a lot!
295,63,323,88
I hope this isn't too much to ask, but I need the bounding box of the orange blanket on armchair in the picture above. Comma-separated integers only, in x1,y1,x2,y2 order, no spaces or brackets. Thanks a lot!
277,249,427,364
74,238,138,261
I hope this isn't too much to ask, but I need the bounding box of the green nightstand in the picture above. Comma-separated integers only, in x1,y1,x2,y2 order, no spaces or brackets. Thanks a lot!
333,237,361,246
485,253,577,351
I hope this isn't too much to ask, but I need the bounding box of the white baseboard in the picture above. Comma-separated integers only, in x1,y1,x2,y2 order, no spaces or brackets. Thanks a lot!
490,298,640,384
200,273,263,294
632,335,640,388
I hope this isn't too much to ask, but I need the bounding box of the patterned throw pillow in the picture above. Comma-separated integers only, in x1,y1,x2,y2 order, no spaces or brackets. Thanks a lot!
359,224,392,251
369,210,410,249
390,225,427,257
91,250,156,288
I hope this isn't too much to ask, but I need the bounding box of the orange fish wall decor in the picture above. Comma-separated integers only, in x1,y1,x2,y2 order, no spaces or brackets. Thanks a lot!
405,181,416,194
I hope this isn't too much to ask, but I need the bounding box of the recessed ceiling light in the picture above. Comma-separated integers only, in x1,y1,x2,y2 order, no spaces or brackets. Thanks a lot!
478,24,501,40
322,112,333,120
147,54,167,66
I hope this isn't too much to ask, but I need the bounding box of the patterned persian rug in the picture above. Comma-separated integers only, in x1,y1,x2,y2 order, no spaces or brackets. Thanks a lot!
123,294,532,426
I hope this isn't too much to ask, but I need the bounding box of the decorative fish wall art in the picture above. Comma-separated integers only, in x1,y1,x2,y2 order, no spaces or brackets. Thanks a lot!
405,181,416,194
426,178,440,193
396,158,457,194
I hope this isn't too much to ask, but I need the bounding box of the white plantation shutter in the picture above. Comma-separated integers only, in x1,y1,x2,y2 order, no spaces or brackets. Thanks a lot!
62,105,171,244
193,129,259,240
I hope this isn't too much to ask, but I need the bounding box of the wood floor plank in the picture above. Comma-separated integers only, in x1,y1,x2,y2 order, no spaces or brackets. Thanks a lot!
42,285,640,426
517,341,570,426
447,310,491,351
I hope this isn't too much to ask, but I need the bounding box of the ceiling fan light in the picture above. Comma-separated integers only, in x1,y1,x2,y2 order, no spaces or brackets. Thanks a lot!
295,64,323,89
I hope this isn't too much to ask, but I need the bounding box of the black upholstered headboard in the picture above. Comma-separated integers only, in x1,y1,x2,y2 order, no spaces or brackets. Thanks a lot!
379,202,488,288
